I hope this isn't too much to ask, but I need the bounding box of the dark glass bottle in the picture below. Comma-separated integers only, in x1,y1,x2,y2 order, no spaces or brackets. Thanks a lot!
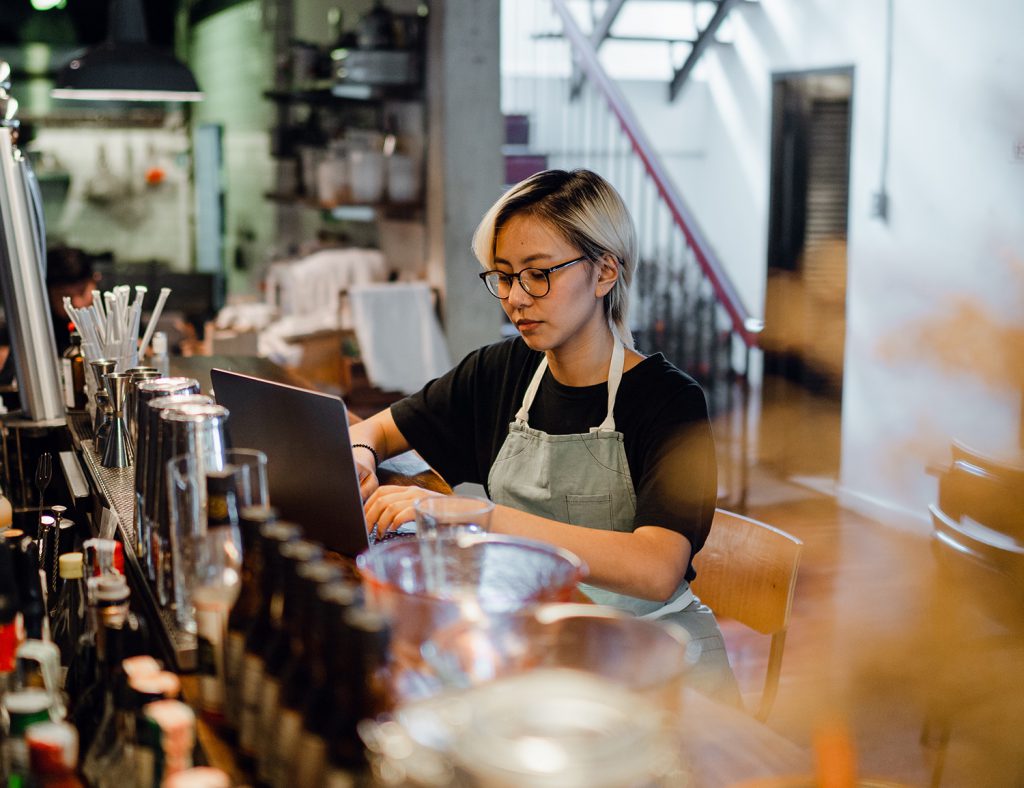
74,574,130,760
61,330,87,411
12,533,47,641
237,521,300,770
291,581,358,788
254,538,323,784
266,559,343,787
0,536,22,677
323,605,392,786
50,552,87,669
223,506,276,738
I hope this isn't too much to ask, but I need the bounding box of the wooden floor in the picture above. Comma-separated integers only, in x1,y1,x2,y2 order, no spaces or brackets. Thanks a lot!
721,472,1024,787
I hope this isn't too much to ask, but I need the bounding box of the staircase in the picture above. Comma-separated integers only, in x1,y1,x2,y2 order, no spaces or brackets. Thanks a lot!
502,0,762,509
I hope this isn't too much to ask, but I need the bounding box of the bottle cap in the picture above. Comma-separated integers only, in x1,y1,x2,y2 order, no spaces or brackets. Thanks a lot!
92,573,130,604
58,552,84,579
122,655,162,680
26,721,78,776
152,331,168,355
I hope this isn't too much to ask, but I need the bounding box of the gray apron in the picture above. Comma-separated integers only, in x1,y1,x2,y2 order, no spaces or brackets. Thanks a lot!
487,342,741,704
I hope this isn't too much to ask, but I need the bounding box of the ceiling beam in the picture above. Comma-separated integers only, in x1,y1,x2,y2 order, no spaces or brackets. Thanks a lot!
668,0,742,101
569,0,628,100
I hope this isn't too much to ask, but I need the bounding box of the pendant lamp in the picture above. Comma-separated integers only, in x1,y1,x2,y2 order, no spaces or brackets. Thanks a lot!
52,0,203,102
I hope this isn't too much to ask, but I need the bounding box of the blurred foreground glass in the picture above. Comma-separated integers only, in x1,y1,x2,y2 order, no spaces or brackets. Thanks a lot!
166,449,267,631
413,495,494,539
421,603,693,721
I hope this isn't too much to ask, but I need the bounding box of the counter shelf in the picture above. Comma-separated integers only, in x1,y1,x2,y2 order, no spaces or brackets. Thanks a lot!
67,411,195,672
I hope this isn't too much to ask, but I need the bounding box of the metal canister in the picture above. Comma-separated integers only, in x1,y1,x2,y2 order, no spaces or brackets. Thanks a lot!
124,368,161,445
156,403,229,615
139,392,211,597
133,379,202,548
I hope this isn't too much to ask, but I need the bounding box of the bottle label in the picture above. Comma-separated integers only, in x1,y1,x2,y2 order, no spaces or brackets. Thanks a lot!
0,621,18,673
224,631,246,725
256,676,282,778
292,732,328,788
270,707,304,788
239,653,264,755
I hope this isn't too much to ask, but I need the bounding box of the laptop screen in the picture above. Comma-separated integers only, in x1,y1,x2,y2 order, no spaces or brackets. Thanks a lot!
210,368,369,556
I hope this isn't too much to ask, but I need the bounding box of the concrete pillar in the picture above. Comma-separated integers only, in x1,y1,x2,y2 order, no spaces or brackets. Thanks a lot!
426,0,504,363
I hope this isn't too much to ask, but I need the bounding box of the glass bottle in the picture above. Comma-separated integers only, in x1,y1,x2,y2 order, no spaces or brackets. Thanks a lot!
224,505,276,738
77,575,130,771
290,581,358,788
137,700,195,786
12,533,47,641
193,469,242,726
255,538,323,783
237,521,300,770
0,483,13,532
61,329,87,411
27,720,84,788
148,332,170,377
0,535,22,681
50,553,86,672
323,605,392,787
267,559,342,788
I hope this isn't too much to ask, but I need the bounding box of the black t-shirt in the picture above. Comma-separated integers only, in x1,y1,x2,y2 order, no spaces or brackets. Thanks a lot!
391,338,717,578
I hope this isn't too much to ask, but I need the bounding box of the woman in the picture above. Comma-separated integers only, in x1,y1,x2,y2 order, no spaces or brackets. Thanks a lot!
351,169,739,702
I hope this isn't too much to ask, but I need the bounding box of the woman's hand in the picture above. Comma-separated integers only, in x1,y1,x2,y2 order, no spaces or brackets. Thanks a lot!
364,484,442,533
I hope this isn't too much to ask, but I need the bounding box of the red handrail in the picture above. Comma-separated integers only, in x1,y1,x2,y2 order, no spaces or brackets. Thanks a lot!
550,0,760,348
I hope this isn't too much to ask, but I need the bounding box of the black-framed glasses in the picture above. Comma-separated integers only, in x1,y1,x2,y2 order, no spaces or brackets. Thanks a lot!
479,256,588,299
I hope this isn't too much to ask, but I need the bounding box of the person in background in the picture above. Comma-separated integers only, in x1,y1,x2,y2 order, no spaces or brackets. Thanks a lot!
44,245,100,353
351,169,740,703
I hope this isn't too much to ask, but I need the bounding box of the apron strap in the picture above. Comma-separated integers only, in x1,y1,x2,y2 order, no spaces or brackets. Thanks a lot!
592,341,624,433
516,341,626,431
514,355,548,423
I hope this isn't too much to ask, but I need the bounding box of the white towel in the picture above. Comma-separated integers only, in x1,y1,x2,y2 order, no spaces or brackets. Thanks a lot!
348,282,452,395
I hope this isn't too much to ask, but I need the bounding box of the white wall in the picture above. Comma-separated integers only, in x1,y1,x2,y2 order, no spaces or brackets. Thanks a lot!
503,0,1024,529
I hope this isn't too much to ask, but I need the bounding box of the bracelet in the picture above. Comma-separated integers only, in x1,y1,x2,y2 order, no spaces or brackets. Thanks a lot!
352,443,380,467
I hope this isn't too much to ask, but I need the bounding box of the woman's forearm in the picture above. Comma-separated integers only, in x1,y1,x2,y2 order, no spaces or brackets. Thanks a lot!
349,407,410,463
489,504,691,602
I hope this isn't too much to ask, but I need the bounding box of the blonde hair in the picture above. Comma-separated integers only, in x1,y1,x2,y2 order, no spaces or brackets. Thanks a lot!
472,169,638,347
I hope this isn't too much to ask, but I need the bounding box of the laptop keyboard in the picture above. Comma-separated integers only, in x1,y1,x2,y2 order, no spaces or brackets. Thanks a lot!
369,522,418,545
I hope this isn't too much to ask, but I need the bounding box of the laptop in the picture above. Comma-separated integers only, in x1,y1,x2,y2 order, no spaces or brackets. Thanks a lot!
211,367,387,556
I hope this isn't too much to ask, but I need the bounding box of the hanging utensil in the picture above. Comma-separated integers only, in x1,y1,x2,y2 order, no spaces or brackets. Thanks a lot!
35,452,52,522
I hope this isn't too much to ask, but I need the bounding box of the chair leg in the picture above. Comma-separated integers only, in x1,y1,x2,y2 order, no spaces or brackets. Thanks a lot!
756,630,787,722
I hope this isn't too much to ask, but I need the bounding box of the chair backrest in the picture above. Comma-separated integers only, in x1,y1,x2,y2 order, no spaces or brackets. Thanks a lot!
692,509,803,636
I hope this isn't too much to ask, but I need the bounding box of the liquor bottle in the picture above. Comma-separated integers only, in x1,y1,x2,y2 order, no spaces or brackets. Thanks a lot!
237,521,300,769
137,700,196,786
3,687,55,784
50,553,86,670
254,538,323,783
0,482,13,531
76,574,130,764
61,329,87,411
13,533,48,641
267,559,343,788
0,535,22,677
193,469,241,726
26,720,84,787
223,505,276,739
323,605,392,787
290,581,358,788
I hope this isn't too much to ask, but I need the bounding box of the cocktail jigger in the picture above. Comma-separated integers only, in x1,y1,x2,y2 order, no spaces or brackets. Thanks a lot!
88,359,117,437
101,372,134,469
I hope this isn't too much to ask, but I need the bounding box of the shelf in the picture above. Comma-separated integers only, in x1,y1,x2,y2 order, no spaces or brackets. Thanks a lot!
264,192,422,222
263,81,422,105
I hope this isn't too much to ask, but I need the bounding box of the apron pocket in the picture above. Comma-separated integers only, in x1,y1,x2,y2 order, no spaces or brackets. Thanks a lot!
566,493,613,530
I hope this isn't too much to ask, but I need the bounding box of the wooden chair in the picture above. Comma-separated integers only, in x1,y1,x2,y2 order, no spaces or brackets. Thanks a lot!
691,508,803,721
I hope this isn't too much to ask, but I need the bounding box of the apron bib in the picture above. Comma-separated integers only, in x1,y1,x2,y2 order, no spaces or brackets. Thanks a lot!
488,342,692,617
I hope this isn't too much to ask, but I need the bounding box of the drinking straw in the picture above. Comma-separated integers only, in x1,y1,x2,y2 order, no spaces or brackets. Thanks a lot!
138,287,171,360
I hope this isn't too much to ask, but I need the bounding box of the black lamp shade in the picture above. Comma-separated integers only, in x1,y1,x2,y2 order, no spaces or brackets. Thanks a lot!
53,42,203,102
51,0,203,103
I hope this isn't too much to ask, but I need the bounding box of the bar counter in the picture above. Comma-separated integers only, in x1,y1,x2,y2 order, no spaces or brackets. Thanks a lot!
65,354,808,786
